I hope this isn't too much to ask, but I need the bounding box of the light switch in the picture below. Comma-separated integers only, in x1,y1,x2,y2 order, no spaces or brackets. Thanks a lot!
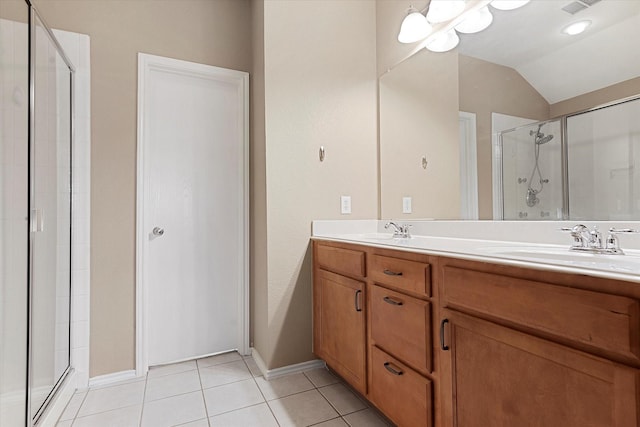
341,196,351,214
402,197,412,214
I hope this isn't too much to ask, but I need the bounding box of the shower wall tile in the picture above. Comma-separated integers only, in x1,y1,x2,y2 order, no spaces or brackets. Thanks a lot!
72,269,90,296
72,320,89,349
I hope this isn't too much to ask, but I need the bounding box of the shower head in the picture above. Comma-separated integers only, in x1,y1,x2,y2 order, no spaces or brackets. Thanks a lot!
536,134,554,145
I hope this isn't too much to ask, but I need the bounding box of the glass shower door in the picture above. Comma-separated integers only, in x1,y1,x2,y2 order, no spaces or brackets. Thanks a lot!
0,1,30,425
30,13,72,421
500,119,564,220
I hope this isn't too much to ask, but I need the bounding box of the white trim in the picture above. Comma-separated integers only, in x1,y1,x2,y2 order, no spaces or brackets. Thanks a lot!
491,113,538,220
32,371,76,427
135,53,250,376
459,111,479,220
87,370,138,389
250,348,326,380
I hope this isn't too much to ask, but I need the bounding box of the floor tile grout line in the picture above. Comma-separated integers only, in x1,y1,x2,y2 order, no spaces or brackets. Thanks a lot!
65,390,89,424
70,401,144,422
246,358,282,427
195,362,212,427
315,384,344,421
138,373,149,427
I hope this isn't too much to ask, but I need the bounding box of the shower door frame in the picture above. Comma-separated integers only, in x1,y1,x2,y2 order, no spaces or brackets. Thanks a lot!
25,1,76,425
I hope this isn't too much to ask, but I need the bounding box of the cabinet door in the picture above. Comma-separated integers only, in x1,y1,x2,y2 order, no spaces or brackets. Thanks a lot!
314,269,366,394
440,310,640,427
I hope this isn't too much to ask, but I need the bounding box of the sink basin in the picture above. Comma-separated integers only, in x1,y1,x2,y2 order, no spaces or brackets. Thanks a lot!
342,232,397,241
478,245,640,273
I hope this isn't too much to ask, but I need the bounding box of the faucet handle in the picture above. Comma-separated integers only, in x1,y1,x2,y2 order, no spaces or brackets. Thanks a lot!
560,224,589,247
608,228,640,234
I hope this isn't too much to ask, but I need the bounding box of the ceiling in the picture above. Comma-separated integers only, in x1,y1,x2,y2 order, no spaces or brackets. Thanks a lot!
457,0,640,104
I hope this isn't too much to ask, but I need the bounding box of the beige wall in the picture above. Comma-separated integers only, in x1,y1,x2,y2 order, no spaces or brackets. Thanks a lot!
458,55,550,219
256,0,378,369
34,0,252,377
550,76,640,118
379,49,460,219
376,0,427,77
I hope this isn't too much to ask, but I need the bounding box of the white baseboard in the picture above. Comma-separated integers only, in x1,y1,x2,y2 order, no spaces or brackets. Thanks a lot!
88,369,139,388
250,348,325,380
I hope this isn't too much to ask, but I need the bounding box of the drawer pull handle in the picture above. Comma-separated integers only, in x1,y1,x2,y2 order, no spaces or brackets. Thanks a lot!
383,296,403,306
355,290,362,312
440,318,450,351
383,269,403,276
384,362,403,376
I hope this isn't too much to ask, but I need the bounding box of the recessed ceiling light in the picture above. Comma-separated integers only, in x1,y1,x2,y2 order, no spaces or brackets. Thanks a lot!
562,20,591,35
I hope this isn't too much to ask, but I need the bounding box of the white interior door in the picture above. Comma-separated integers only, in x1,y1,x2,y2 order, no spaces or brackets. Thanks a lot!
137,54,248,368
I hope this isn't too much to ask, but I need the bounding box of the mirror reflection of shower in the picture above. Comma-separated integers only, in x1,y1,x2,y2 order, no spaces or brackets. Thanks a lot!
498,117,564,220
525,123,554,208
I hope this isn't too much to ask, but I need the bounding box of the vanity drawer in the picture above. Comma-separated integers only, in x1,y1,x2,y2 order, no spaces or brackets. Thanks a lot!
315,243,366,278
442,266,640,360
370,284,432,374
370,346,432,427
370,254,431,297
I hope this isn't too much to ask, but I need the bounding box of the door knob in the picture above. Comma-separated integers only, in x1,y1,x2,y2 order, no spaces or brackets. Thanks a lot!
152,227,164,236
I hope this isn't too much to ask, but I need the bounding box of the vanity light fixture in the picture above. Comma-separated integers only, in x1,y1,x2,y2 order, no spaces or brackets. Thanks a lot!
425,29,460,52
397,0,525,53
562,20,591,35
490,0,530,11
398,5,432,43
426,0,466,24
455,6,494,34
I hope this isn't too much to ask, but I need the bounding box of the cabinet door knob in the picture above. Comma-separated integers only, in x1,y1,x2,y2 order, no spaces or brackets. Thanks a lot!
383,362,404,376
440,318,450,351
383,269,403,276
354,290,362,312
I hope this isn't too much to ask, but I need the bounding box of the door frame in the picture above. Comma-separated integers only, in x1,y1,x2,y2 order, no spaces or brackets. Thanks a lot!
459,111,479,219
135,53,249,376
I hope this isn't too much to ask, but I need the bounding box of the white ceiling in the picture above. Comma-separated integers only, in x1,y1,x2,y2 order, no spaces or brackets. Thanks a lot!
457,0,640,104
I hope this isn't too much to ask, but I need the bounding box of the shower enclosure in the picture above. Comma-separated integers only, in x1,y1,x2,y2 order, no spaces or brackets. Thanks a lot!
500,119,564,220
1,0,74,425
497,96,640,220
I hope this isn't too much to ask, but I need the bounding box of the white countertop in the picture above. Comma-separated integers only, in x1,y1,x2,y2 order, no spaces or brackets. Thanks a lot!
312,220,640,284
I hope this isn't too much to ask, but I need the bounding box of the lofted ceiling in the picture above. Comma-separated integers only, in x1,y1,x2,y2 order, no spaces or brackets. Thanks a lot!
457,0,640,104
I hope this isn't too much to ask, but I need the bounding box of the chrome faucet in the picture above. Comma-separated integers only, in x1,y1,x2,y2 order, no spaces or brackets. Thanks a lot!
385,221,412,239
562,225,638,255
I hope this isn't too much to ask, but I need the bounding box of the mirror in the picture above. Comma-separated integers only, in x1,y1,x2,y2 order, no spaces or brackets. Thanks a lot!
379,0,640,220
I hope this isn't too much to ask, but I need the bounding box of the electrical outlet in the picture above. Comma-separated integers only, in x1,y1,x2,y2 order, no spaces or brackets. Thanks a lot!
341,196,352,214
402,197,412,214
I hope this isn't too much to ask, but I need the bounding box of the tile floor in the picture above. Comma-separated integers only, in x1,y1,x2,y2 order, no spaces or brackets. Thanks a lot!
56,352,392,427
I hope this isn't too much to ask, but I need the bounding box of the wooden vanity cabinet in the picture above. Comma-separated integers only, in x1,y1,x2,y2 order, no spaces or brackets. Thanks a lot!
440,309,639,427
313,241,437,425
314,239,640,427
313,241,367,394
438,258,640,427
367,251,435,427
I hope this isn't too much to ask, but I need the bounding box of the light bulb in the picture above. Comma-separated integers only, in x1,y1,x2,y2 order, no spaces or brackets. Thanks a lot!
425,29,460,52
398,7,432,43
455,6,494,34
426,0,466,24
490,0,530,11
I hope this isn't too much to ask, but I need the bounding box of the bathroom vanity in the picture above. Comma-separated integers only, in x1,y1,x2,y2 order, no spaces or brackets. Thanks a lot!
312,221,640,427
